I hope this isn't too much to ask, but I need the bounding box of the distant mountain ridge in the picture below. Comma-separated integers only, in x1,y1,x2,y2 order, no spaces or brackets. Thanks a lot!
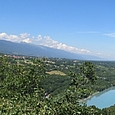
0,40,101,60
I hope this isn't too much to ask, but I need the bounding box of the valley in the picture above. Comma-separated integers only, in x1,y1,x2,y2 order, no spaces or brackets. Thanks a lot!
0,53,115,114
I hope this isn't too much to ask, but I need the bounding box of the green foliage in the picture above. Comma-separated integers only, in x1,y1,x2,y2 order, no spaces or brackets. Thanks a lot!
79,62,97,83
40,74,71,96
102,105,115,115
0,55,115,114
1,57,45,98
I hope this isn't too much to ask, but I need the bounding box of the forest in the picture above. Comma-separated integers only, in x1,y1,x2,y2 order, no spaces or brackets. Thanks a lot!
0,53,115,115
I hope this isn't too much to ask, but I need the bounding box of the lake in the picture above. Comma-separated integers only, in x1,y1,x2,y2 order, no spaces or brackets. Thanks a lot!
84,87,115,109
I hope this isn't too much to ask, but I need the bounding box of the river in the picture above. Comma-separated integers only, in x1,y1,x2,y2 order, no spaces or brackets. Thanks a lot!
83,87,115,109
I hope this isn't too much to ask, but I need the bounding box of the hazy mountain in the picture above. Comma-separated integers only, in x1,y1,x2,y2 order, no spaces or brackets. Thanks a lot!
0,40,101,60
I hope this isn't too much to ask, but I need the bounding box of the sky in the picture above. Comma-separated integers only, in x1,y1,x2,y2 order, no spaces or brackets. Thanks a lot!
0,0,115,60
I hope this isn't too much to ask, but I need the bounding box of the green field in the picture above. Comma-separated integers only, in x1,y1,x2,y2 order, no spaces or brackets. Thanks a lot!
46,70,66,76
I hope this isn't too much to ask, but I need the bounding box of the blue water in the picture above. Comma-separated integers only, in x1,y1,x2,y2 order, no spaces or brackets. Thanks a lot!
84,87,115,109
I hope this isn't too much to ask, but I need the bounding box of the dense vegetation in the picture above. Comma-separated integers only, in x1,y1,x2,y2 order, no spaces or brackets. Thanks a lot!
44,58,115,96
0,54,115,114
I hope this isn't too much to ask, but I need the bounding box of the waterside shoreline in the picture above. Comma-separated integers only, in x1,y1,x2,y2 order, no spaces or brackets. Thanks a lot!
78,91,100,103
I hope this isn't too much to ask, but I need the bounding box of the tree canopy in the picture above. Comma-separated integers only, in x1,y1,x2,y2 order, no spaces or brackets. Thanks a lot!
0,55,115,114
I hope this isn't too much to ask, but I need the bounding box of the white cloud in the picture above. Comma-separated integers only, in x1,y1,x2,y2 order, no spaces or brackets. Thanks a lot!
37,35,42,41
0,32,32,43
0,32,91,54
0,33,8,38
0,33,20,42
22,38,32,43
20,33,30,39
39,36,91,54
104,33,115,38
97,53,101,55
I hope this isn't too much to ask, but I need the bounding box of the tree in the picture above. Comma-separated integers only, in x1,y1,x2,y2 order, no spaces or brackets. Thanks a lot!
79,62,97,83
0,56,108,114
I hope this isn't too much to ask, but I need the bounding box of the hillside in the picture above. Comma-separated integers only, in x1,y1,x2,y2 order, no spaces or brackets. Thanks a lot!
1,55,115,114
0,40,101,60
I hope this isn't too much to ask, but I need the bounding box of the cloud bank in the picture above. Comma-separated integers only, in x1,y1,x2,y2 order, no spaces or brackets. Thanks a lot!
0,32,91,54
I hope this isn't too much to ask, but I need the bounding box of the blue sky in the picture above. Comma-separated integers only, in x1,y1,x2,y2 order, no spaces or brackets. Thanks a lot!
0,0,115,60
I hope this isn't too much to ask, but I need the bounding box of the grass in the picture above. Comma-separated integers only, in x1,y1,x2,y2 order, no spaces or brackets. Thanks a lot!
46,70,66,76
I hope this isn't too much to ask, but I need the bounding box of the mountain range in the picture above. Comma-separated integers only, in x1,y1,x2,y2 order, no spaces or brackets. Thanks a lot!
0,40,102,60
